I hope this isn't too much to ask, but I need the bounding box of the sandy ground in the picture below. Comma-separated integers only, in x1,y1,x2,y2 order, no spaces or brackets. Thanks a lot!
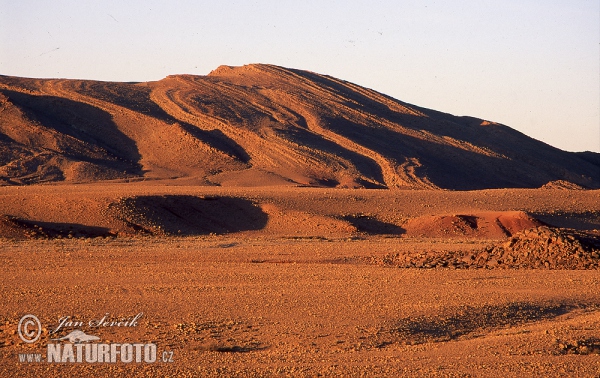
1,185,600,376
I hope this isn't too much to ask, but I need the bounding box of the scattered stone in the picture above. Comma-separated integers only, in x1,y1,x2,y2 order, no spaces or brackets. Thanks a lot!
370,226,600,269
557,338,600,355
480,227,600,269
540,180,586,190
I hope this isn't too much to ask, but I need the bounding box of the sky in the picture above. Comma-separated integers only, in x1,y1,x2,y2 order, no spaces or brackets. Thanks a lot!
1,0,599,152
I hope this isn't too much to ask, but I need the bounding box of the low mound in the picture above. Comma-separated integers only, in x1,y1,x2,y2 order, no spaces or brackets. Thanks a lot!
495,211,547,235
402,211,544,239
107,195,268,236
403,214,479,238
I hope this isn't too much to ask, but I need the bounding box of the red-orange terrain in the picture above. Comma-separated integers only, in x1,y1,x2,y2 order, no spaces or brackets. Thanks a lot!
1,65,600,377
0,64,598,189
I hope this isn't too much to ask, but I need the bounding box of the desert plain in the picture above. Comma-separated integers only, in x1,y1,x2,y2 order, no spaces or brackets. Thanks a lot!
0,183,598,377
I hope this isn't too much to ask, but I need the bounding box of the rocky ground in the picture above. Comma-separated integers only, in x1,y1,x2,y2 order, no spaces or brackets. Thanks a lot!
0,185,599,376
2,236,600,377
363,227,600,270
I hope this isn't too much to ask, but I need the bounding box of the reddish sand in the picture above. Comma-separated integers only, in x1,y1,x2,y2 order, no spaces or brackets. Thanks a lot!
0,184,599,376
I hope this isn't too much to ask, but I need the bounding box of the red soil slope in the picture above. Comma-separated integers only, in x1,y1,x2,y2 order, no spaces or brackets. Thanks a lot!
0,64,598,189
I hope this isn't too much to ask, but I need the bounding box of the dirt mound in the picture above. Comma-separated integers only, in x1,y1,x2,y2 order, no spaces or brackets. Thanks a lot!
403,214,480,238
402,211,544,238
1,64,599,189
108,195,268,236
495,211,547,235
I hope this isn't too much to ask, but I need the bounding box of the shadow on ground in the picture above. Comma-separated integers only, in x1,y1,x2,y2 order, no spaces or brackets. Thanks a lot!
0,215,114,239
533,211,600,231
109,195,268,235
341,215,404,235
388,302,591,344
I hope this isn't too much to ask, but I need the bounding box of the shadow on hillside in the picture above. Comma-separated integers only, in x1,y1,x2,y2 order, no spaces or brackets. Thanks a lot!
3,90,143,176
178,123,251,163
283,71,600,189
74,81,172,120
274,123,387,187
67,82,253,165
324,116,594,190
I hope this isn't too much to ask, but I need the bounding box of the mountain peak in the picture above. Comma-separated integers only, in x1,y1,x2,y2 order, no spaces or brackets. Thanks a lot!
0,65,598,189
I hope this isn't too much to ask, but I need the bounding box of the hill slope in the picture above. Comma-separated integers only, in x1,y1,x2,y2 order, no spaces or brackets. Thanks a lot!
0,64,598,189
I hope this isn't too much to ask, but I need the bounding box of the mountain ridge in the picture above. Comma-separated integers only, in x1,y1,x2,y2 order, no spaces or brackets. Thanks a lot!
0,64,598,189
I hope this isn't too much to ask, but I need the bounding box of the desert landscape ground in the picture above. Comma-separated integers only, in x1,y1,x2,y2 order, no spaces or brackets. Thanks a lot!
0,184,599,377
0,65,599,376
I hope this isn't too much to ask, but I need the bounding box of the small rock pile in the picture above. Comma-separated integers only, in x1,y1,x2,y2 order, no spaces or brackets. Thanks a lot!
476,227,600,269
557,339,600,355
371,227,600,269
540,180,586,190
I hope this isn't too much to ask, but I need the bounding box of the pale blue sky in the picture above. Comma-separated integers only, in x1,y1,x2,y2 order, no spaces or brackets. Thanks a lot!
1,0,598,152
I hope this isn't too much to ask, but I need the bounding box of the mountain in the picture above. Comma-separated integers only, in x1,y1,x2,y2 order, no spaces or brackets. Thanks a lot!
0,64,598,189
